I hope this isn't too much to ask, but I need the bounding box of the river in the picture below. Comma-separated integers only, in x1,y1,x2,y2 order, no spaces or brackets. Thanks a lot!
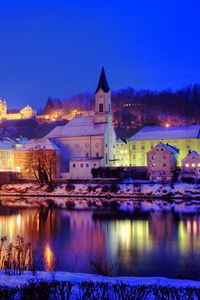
0,204,200,278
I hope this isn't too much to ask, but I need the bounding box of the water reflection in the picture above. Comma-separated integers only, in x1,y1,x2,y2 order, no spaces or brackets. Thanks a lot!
0,207,199,277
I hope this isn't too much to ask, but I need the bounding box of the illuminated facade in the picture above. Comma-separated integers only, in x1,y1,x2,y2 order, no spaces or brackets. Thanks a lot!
13,138,60,179
180,151,200,182
45,67,116,179
128,125,200,167
0,99,36,121
147,143,179,182
115,138,129,166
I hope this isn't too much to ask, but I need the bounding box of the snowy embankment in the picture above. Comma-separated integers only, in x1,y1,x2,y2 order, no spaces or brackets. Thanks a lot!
0,182,200,212
1,182,200,198
0,271,200,300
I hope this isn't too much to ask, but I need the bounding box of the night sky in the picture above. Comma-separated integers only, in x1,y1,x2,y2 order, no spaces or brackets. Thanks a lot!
0,0,199,109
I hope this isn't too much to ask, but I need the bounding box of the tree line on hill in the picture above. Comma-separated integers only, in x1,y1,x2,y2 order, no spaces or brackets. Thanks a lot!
43,84,200,128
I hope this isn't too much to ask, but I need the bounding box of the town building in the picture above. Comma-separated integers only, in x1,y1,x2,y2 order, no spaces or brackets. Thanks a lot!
128,125,200,167
13,138,60,180
0,99,36,121
180,151,200,182
0,137,27,172
45,67,116,179
115,138,129,166
147,142,179,182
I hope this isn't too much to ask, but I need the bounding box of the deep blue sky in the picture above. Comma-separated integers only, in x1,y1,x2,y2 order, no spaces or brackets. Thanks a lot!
0,0,200,109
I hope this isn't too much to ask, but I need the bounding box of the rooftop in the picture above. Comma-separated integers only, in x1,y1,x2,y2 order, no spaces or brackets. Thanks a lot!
128,125,200,141
16,138,59,151
45,116,107,138
95,67,110,94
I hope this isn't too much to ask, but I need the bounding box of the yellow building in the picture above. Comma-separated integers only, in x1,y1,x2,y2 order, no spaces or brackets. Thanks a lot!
128,125,200,167
115,138,129,166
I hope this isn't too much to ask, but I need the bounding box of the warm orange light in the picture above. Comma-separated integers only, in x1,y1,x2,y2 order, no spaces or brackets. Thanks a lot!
44,244,55,271
165,123,170,128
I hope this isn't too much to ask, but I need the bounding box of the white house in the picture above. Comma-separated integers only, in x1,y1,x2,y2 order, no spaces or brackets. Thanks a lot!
180,151,200,182
45,67,116,179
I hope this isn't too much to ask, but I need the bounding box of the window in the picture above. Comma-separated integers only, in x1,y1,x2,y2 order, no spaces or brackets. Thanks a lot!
198,163,200,167
93,163,96,167
120,150,124,154
152,163,155,167
73,164,76,168
192,163,195,167
163,156,166,159
86,153,89,158
80,164,83,168
96,152,99,157
132,144,136,150
86,163,89,167
163,163,166,167
161,148,164,151
99,103,103,112
185,163,189,167
152,156,155,159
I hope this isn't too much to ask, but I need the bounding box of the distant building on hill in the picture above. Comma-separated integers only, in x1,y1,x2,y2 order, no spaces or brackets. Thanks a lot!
0,99,36,121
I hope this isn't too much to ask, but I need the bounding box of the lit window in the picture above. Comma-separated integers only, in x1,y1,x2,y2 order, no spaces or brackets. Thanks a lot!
198,163,200,167
125,150,127,153
185,163,189,167
120,150,124,154
152,163,155,167
192,163,195,167
152,156,155,159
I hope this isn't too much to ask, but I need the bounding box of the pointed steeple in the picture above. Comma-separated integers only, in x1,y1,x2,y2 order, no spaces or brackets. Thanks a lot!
95,67,110,94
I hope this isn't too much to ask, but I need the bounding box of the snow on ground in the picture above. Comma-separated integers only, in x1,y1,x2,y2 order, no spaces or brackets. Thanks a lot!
0,182,200,212
0,271,200,289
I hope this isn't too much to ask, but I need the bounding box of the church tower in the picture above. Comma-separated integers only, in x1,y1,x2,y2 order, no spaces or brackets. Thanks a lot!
94,67,112,124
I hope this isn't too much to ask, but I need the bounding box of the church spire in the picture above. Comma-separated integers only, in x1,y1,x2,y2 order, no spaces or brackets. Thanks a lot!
95,67,110,94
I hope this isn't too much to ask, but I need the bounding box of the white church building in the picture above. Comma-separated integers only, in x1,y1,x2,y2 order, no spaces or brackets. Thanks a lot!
45,67,116,179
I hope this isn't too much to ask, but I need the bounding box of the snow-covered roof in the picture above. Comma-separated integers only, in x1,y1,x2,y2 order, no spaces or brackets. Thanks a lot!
128,125,200,141
116,138,127,144
182,150,200,161
0,140,15,150
147,142,179,154
45,116,107,138
15,138,59,151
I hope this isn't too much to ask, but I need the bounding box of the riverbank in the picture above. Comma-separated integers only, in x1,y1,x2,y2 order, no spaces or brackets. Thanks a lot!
0,182,200,199
0,271,200,299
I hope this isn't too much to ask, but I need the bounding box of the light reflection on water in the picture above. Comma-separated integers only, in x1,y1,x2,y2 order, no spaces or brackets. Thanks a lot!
0,207,200,277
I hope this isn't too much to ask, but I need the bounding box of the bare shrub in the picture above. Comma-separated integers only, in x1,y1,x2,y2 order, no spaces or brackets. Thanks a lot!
89,255,118,276
65,184,75,192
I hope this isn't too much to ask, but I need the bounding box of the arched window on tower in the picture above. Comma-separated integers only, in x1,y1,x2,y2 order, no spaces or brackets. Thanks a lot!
99,103,103,112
